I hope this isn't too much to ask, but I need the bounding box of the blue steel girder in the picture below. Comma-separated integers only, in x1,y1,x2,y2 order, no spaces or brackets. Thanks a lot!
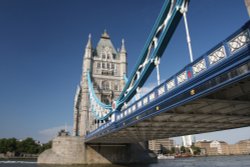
87,71,112,120
86,0,189,120
115,0,189,110
85,21,250,143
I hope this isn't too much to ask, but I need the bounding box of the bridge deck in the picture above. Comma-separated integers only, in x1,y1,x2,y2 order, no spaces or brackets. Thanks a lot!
85,21,250,144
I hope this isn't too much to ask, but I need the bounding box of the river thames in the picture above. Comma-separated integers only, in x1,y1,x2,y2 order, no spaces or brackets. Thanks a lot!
0,155,250,167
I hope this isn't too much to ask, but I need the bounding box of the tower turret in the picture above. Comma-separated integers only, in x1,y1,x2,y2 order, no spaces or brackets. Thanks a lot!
120,39,127,76
120,38,126,54
83,34,93,73
74,31,128,136
76,34,93,136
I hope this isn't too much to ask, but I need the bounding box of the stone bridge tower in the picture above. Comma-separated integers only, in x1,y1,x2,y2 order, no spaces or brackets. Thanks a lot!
38,32,156,165
73,31,127,136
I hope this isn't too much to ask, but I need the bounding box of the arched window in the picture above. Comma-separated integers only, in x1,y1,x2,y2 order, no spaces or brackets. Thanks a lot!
101,95,110,105
102,62,106,69
114,82,119,91
102,53,105,59
102,81,110,90
97,62,101,69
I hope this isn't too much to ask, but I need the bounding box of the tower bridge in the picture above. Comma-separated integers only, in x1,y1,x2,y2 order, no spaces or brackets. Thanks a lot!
38,0,250,165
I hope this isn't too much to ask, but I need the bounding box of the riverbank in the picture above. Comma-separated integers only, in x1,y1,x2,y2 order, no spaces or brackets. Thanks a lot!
0,157,37,162
1,155,250,167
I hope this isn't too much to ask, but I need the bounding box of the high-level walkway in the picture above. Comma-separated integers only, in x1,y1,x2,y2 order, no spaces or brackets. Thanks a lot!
85,21,250,143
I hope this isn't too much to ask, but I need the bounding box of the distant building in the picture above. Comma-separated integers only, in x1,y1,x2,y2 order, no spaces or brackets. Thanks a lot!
195,139,250,156
229,139,250,155
195,140,229,155
210,140,229,155
182,135,195,147
35,140,43,146
149,138,174,154
195,140,214,155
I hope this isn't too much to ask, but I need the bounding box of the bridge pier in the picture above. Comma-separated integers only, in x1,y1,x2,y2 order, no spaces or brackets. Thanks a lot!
38,136,157,165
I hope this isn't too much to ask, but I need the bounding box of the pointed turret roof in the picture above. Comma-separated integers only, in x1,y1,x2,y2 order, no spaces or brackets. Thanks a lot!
96,30,117,56
101,29,110,39
86,33,92,48
120,38,126,53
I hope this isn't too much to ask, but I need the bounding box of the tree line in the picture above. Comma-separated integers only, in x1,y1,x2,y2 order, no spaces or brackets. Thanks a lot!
159,144,201,155
0,137,51,156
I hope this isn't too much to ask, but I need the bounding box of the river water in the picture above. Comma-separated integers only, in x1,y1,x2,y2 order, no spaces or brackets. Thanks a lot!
0,155,250,167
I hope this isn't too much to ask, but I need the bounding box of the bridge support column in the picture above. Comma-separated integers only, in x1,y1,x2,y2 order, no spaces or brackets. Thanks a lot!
38,136,157,165
38,136,86,164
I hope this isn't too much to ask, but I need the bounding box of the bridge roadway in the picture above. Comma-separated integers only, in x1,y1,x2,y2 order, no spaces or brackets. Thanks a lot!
85,21,250,144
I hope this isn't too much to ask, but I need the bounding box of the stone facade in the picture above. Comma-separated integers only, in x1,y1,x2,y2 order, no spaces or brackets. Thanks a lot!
195,140,229,155
195,139,250,155
148,138,174,154
38,136,157,165
38,136,86,164
229,139,250,155
73,31,127,136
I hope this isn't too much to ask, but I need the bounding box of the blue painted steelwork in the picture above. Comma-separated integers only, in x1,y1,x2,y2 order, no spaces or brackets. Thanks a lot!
123,74,128,83
87,0,189,120
85,21,250,142
116,0,188,110
87,71,112,120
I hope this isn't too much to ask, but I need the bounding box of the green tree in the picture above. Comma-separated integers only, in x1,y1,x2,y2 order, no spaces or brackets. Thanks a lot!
17,138,40,154
6,138,17,152
0,138,7,153
0,138,18,154
170,147,176,154
191,144,201,155
180,146,186,153
0,137,51,156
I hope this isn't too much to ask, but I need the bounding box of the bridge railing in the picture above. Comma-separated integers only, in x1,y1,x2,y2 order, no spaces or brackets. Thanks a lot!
86,21,250,138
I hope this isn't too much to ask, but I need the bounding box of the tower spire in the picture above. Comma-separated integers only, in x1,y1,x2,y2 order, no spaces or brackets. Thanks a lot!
120,38,126,53
83,33,93,60
101,29,110,39
86,33,92,48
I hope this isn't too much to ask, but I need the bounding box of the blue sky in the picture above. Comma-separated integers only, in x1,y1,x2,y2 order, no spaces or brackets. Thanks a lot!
0,0,249,143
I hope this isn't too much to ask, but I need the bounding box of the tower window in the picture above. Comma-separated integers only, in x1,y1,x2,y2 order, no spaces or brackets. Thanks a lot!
102,62,106,69
111,63,114,69
97,62,101,69
102,81,110,90
101,95,110,105
107,54,110,59
107,63,110,69
102,54,106,59
114,82,119,91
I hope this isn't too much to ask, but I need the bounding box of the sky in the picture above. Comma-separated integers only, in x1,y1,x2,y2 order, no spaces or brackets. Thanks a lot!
0,0,249,144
